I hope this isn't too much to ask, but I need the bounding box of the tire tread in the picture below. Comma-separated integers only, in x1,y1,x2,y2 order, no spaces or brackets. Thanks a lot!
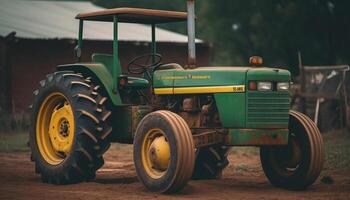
29,71,112,184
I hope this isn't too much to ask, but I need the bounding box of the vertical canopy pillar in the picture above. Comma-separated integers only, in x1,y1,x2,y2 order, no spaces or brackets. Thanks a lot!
151,24,156,63
113,15,119,93
76,19,83,62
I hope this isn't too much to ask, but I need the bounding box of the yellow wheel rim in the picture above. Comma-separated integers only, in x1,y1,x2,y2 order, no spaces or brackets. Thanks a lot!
36,92,75,165
141,128,170,179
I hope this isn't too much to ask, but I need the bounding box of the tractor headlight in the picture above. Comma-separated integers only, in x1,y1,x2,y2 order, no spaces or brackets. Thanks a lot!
277,82,290,91
257,82,272,91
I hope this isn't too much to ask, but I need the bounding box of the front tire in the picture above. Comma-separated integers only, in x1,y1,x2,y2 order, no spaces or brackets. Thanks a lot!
260,110,324,190
30,71,112,184
133,110,195,193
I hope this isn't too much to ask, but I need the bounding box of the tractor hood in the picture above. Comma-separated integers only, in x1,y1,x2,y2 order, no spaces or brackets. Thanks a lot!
153,66,290,94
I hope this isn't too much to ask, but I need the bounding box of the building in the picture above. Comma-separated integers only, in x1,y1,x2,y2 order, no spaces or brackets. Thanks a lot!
0,0,211,115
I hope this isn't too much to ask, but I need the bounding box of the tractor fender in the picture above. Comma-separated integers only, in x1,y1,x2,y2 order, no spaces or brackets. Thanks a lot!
57,63,122,106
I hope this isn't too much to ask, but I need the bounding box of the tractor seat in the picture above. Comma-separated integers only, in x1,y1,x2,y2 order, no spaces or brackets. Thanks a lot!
92,53,149,89
157,63,184,70
92,53,114,70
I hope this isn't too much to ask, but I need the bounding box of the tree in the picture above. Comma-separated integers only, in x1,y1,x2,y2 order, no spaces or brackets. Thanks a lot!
90,0,350,75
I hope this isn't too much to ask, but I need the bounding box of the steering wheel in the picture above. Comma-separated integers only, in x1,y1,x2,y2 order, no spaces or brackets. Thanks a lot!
127,53,162,75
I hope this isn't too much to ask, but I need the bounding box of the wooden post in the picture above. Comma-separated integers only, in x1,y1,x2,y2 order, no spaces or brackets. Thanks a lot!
341,69,349,128
298,51,306,114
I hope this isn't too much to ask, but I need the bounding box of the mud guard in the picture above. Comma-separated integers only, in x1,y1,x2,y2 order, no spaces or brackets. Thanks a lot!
57,63,122,106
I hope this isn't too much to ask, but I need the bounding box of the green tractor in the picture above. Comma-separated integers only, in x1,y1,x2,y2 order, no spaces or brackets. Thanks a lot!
29,1,324,193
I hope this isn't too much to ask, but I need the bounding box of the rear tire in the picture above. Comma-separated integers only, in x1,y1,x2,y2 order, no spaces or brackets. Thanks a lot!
192,145,230,180
260,110,324,190
133,110,195,193
29,71,112,184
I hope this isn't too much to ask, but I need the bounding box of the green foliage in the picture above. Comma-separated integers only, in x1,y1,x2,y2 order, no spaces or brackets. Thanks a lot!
0,131,28,152
92,0,188,34
196,0,350,74
89,0,350,74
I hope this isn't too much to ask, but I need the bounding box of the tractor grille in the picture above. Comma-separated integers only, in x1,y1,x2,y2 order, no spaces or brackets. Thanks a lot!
246,92,290,128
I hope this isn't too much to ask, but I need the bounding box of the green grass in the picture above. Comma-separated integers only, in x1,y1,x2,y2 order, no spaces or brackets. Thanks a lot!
229,129,350,172
323,129,350,171
231,147,259,155
0,131,29,152
234,164,250,172
0,129,349,172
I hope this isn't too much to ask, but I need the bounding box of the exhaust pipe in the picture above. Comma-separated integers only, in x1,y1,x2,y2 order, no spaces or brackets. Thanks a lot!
187,0,196,68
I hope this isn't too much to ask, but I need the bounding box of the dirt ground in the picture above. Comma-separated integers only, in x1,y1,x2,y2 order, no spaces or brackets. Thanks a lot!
0,143,349,200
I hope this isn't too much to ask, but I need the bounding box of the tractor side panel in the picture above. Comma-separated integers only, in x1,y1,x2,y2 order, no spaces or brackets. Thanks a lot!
170,69,247,128
57,63,122,105
153,67,248,127
214,93,246,128
173,68,246,87
171,68,247,128
153,70,175,94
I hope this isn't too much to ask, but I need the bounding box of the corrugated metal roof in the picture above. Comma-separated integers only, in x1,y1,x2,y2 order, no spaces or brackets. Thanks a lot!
0,0,202,43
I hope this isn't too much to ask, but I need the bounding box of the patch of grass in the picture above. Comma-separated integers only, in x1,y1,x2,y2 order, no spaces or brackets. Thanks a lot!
323,129,350,171
0,113,30,132
320,175,334,184
0,131,29,152
234,164,249,172
228,130,350,172
231,147,259,156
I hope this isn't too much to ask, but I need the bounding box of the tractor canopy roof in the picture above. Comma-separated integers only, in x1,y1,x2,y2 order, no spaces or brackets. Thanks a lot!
76,7,188,24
